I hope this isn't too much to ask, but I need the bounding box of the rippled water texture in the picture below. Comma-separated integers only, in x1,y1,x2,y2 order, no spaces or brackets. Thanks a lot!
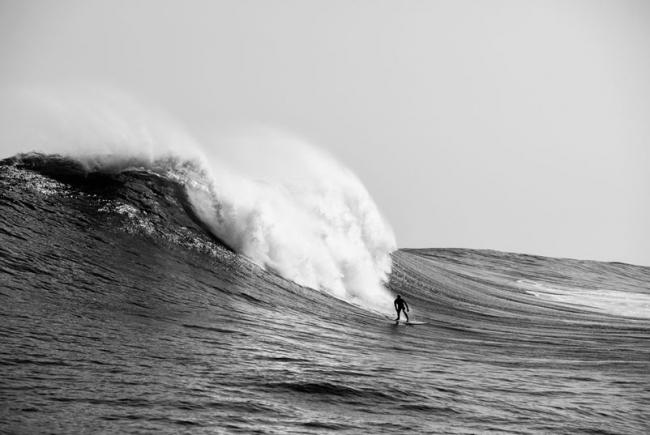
1,156,649,434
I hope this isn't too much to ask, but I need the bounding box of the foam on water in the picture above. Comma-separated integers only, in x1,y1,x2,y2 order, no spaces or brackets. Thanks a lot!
518,280,650,319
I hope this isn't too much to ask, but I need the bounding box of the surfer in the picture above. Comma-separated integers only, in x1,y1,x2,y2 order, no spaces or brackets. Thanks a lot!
394,295,410,323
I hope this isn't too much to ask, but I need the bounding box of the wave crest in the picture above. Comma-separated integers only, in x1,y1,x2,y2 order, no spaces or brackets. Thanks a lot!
0,87,396,309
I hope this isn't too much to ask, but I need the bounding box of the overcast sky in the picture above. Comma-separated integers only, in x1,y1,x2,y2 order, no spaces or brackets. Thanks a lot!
1,0,648,266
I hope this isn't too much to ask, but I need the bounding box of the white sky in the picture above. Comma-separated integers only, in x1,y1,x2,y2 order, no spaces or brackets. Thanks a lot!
1,0,648,266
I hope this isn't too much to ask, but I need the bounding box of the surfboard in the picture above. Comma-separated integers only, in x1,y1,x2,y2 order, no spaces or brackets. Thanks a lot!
390,320,427,325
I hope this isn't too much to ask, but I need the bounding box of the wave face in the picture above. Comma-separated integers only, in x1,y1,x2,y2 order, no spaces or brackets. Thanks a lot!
1,157,649,434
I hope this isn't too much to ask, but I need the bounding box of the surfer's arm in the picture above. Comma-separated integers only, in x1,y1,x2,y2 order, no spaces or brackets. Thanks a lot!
405,302,410,311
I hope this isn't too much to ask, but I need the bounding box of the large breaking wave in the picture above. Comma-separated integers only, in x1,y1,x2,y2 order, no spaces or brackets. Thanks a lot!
0,87,396,308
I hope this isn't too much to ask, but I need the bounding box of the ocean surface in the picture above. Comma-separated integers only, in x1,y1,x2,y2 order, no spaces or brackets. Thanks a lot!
1,154,649,434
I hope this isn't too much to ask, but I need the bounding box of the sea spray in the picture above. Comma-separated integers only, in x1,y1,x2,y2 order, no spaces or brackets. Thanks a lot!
0,87,396,309
189,129,396,309
0,86,205,169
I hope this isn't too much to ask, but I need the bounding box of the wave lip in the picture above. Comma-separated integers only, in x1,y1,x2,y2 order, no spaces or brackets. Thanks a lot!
5,148,396,311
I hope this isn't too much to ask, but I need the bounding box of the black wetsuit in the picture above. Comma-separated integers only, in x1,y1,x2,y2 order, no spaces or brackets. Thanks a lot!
394,296,409,322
